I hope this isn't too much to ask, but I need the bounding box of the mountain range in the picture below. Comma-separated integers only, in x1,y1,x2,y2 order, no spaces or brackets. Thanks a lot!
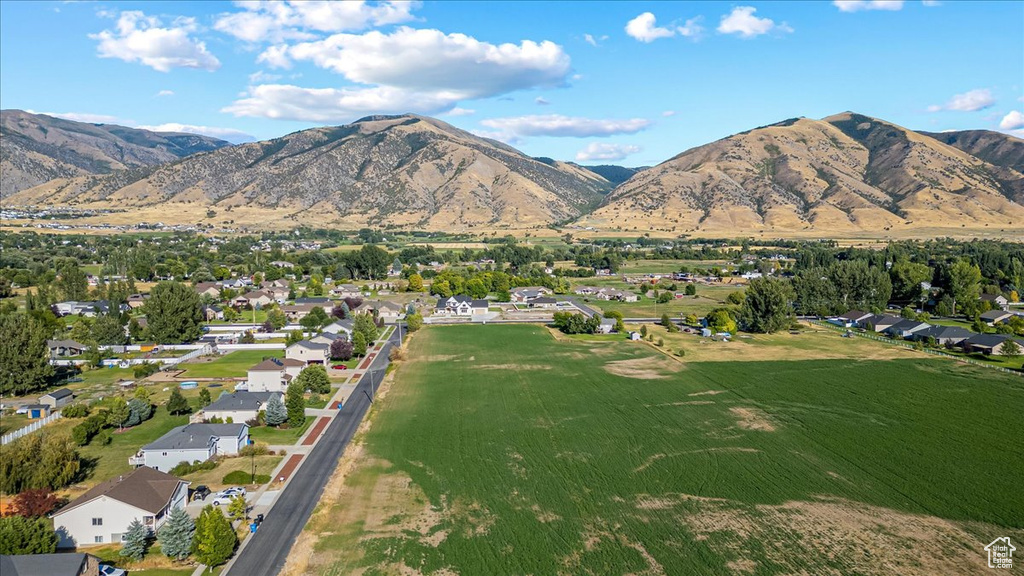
3,109,1022,236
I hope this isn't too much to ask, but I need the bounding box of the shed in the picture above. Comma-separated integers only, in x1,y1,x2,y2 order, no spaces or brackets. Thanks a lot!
39,388,74,409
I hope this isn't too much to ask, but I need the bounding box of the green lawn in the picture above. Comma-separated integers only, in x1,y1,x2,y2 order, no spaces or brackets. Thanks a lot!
178,350,282,379
589,285,739,318
248,416,314,445
619,259,733,273
303,324,1024,575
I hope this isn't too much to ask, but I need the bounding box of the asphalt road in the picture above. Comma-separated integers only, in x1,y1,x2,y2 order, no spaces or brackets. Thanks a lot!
226,331,397,576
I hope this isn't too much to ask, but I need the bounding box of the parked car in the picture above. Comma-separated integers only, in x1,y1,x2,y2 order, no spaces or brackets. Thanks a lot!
192,485,211,501
234,382,249,391
210,487,247,505
99,564,127,576
224,486,247,496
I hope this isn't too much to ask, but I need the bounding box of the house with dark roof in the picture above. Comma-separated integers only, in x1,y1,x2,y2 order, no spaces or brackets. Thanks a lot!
310,331,347,346
511,286,552,304
40,388,74,409
963,333,1024,356
200,391,282,424
286,339,331,365
862,314,902,332
51,466,188,548
0,553,101,575
331,283,362,298
323,318,354,337
910,325,974,346
835,310,872,327
980,293,1009,310
529,296,559,309
131,423,249,471
434,295,489,317
980,310,1015,325
247,357,304,392
47,339,87,357
361,300,404,322
882,319,932,339
194,282,221,299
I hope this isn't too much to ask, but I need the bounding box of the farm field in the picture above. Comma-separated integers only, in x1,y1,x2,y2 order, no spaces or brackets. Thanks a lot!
292,324,1024,575
618,258,733,273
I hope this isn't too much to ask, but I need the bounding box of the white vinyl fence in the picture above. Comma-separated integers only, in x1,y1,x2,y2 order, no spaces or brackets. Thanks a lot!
1,411,62,445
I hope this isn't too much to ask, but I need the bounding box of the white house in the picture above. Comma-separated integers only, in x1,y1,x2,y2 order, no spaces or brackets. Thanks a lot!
247,357,304,392
201,391,281,424
331,283,362,298
434,296,489,317
130,423,249,472
286,340,331,365
511,286,552,304
322,319,354,337
52,466,188,548
597,318,617,334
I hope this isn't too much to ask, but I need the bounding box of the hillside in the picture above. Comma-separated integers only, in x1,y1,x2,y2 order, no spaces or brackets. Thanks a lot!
577,164,643,187
7,114,611,231
0,109,230,197
579,113,1024,235
918,129,1024,173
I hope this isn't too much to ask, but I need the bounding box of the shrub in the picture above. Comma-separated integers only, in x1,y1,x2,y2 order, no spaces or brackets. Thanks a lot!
239,442,270,457
170,459,219,477
0,516,58,554
61,403,90,418
133,362,160,379
222,470,271,485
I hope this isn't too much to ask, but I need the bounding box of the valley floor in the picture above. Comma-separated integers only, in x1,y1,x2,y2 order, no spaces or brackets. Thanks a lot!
287,325,1022,575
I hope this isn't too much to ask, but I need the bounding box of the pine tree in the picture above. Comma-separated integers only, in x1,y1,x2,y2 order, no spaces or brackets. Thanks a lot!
167,388,190,415
192,505,236,568
264,393,287,427
119,518,149,561
286,380,306,428
157,506,195,562
198,388,212,407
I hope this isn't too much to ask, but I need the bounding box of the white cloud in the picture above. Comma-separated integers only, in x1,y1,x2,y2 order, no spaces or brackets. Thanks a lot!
156,90,175,97
248,70,282,83
214,0,419,43
31,110,129,124
929,88,996,112
575,143,641,162
999,110,1024,130
662,110,677,117
717,6,793,38
535,97,551,105
444,107,475,117
922,0,941,5
625,12,675,43
833,1,904,12
90,11,221,72
479,114,650,140
222,83,459,122
583,33,609,47
677,17,705,38
137,122,255,143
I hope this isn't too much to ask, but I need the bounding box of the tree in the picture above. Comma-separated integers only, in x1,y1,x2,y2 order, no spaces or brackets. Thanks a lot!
661,313,679,332
1002,339,1021,361
684,283,697,296
264,393,287,427
300,306,330,331
192,505,236,568
125,397,153,427
158,506,195,562
640,324,648,338
331,339,354,360
107,397,130,430
706,308,738,334
0,313,54,395
228,494,248,522
741,277,795,334
12,488,59,517
890,260,932,303
285,329,304,346
726,291,745,305
56,258,89,301
353,313,379,344
120,518,149,561
145,281,203,343
198,388,212,407
0,432,80,494
91,314,127,345
352,331,367,356
431,279,452,298
0,516,58,554
286,380,306,428
685,313,699,326
405,313,423,332
829,260,891,312
296,364,330,394
267,308,287,330
167,388,190,415
407,273,424,292
949,259,982,317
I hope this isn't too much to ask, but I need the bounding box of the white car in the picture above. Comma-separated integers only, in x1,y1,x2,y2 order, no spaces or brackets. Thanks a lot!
234,382,249,392
99,564,127,576
210,488,246,506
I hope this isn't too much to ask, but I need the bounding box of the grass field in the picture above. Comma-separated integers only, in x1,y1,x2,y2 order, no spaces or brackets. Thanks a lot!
294,324,1024,576
178,350,281,379
249,416,315,445
589,285,739,318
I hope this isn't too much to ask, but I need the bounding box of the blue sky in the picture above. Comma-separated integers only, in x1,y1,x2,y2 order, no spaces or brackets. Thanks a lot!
1,1,1021,166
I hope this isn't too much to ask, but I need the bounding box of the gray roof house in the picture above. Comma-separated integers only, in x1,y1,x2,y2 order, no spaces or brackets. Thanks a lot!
964,333,1024,356
597,317,617,334
883,319,932,338
435,295,489,316
47,339,87,357
0,553,101,575
131,423,249,471
201,391,281,424
837,310,873,326
911,325,974,346
862,314,902,332
286,339,331,365
40,388,74,409
980,310,1015,325
980,293,1009,309
323,318,354,335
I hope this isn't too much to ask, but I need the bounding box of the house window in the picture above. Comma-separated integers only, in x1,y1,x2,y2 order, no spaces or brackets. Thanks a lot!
162,452,168,456
92,518,103,526
94,536,104,543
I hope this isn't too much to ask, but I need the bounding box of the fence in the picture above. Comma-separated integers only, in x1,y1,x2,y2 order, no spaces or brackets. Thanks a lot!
1,411,62,445
811,320,1023,378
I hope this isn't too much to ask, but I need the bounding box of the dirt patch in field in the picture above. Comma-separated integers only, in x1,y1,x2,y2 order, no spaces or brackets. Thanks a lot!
417,354,461,362
674,495,997,576
729,407,777,432
649,400,714,407
634,448,759,473
688,390,727,397
476,363,552,370
604,356,683,379
568,524,667,576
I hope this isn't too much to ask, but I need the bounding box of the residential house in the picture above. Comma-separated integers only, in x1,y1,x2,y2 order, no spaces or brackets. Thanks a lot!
911,325,974,346
294,297,332,306
131,423,249,471
247,357,303,392
201,391,282,424
234,290,274,308
434,295,489,317
835,310,872,327
51,466,188,547
362,300,404,322
286,340,331,365
193,282,221,299
980,293,1010,310
126,294,149,309
53,301,116,317
510,286,552,304
597,318,617,334
322,319,354,337
882,319,931,339
260,283,290,302
981,310,1015,326
40,388,74,409
628,331,642,341
282,302,321,321
201,304,225,321
574,286,600,296
221,278,250,291
310,331,348,346
0,553,101,576
270,260,295,269
529,297,558,309
862,314,902,332
331,283,362,299
48,339,87,357
963,333,1024,356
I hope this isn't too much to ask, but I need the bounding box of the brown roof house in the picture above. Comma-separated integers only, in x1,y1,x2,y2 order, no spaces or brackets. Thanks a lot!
51,466,188,548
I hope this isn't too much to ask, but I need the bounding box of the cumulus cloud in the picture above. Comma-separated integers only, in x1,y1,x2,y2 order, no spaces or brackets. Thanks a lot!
230,27,571,121
444,107,475,117
479,114,650,140
999,110,1024,130
677,17,705,38
248,70,282,83
575,143,641,162
137,122,255,143
156,90,174,97
928,88,996,112
833,1,904,12
625,12,675,42
717,6,792,38
90,11,221,72
214,0,419,43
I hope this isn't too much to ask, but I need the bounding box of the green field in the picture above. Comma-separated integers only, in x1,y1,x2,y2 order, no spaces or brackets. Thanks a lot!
301,324,1024,575
178,350,282,378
